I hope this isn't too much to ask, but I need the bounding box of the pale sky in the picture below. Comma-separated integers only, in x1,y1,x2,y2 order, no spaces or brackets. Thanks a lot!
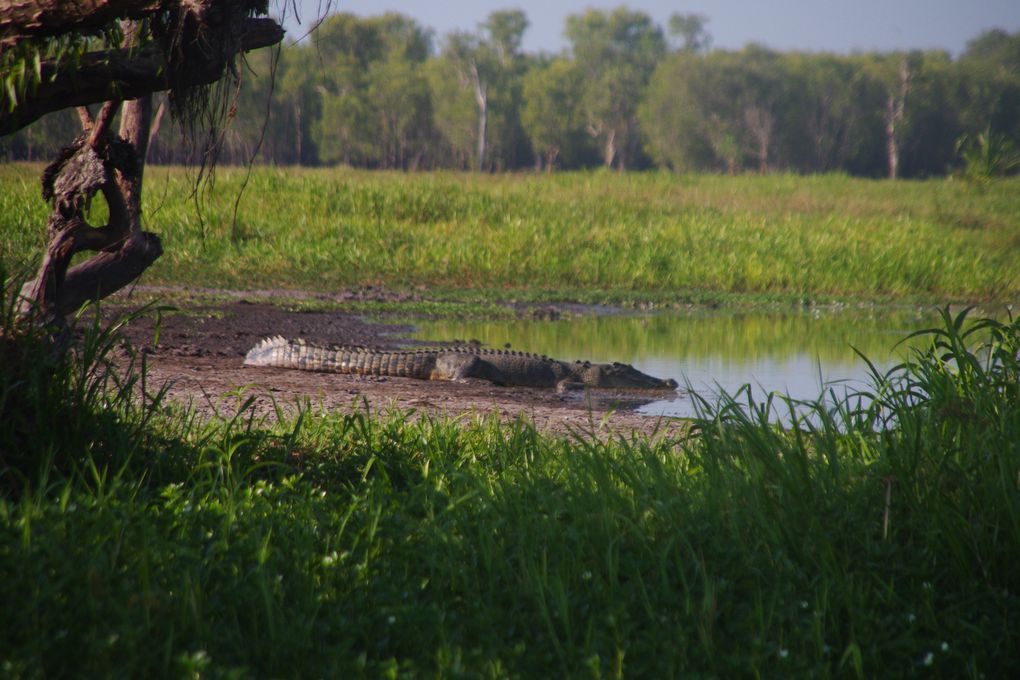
275,1,1020,56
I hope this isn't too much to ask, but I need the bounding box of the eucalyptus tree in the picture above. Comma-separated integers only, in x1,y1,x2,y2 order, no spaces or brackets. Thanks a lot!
895,51,961,177
366,46,434,169
312,12,383,165
479,9,530,170
861,51,922,179
778,53,880,173
956,29,1020,147
0,0,286,325
639,52,714,171
565,7,666,170
430,9,529,171
668,12,711,54
426,40,481,169
246,41,322,166
312,12,433,167
642,46,789,173
521,58,588,171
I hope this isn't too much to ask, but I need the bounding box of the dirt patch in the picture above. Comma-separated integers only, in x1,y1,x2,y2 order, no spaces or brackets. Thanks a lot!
108,291,689,439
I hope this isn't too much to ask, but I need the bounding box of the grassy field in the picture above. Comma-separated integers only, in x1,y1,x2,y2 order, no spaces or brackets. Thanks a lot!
2,285,1018,676
2,164,1019,303
2,166,1019,676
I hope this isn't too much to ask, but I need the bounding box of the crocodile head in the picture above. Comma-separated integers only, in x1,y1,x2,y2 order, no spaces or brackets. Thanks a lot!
576,361,679,390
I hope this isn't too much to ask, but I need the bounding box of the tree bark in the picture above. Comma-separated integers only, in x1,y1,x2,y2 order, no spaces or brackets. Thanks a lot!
11,5,284,325
603,127,616,170
17,109,163,323
294,101,303,165
744,105,774,174
885,57,911,180
0,0,163,48
1,17,284,135
545,147,559,173
469,59,488,171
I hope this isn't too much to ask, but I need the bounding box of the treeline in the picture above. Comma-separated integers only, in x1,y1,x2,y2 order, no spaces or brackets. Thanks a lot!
4,8,1019,177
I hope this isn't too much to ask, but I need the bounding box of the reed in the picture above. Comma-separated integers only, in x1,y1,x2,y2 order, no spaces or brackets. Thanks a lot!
2,165,1018,302
2,264,1017,675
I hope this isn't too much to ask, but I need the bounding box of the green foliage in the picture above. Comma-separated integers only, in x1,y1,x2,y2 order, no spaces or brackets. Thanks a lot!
0,272,170,496
1,287,1018,675
2,166,1018,301
566,7,667,169
956,29,1020,143
1,23,123,114
312,13,435,169
668,12,711,53
521,59,591,170
642,48,893,175
4,11,1019,178
430,10,530,171
956,126,1020,182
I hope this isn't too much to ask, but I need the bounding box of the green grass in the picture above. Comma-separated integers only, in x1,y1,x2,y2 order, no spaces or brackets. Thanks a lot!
3,165,1019,675
2,164,1019,303
2,265,1018,676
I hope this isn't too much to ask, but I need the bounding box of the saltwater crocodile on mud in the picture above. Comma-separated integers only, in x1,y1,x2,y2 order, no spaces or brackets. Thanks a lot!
244,336,679,392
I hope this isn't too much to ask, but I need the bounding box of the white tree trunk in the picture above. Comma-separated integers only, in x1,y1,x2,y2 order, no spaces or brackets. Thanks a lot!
885,57,911,180
470,59,488,171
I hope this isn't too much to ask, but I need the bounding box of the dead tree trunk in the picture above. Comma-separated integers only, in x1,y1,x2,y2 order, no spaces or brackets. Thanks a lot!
5,3,285,327
885,57,911,180
17,98,163,325
744,105,775,174
469,59,488,172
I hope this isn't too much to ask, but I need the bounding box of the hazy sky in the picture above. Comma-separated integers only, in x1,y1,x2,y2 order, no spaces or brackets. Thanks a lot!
276,1,1020,56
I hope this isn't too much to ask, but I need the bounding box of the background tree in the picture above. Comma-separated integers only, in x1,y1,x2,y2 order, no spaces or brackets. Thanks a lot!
566,7,666,170
4,7,1015,179
668,12,711,54
955,29,1020,153
478,9,530,170
216,39,322,166
895,50,961,177
312,13,383,166
865,52,918,179
642,49,764,173
429,32,487,169
440,31,493,170
310,12,433,168
429,11,528,171
521,58,588,171
780,53,877,173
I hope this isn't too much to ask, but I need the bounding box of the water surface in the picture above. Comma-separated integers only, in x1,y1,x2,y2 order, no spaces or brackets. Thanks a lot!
410,307,938,419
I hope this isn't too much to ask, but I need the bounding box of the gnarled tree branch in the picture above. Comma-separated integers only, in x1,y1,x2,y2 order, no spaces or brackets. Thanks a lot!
9,2,285,327
0,0,164,48
0,16,284,135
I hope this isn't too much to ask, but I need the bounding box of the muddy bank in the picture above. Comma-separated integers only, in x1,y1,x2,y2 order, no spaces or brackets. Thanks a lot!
108,292,688,439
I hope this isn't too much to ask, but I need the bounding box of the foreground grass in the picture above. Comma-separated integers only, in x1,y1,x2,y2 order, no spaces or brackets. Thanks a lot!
2,164,1019,303
2,274,1018,676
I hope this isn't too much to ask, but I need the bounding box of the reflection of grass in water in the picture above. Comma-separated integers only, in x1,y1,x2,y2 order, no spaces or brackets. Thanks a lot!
412,309,939,365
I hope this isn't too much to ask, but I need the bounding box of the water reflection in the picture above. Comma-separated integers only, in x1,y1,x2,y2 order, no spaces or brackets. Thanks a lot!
410,308,937,419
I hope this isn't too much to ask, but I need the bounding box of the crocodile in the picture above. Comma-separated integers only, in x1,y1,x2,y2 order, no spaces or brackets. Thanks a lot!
244,336,679,392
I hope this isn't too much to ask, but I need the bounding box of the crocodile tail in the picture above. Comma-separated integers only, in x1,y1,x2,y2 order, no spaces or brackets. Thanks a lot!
243,335,291,366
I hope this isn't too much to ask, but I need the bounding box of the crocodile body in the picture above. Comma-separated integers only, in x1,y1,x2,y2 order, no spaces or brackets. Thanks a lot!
244,336,678,391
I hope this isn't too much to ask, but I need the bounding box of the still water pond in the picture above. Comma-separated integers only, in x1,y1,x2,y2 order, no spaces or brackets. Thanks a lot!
410,307,940,419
